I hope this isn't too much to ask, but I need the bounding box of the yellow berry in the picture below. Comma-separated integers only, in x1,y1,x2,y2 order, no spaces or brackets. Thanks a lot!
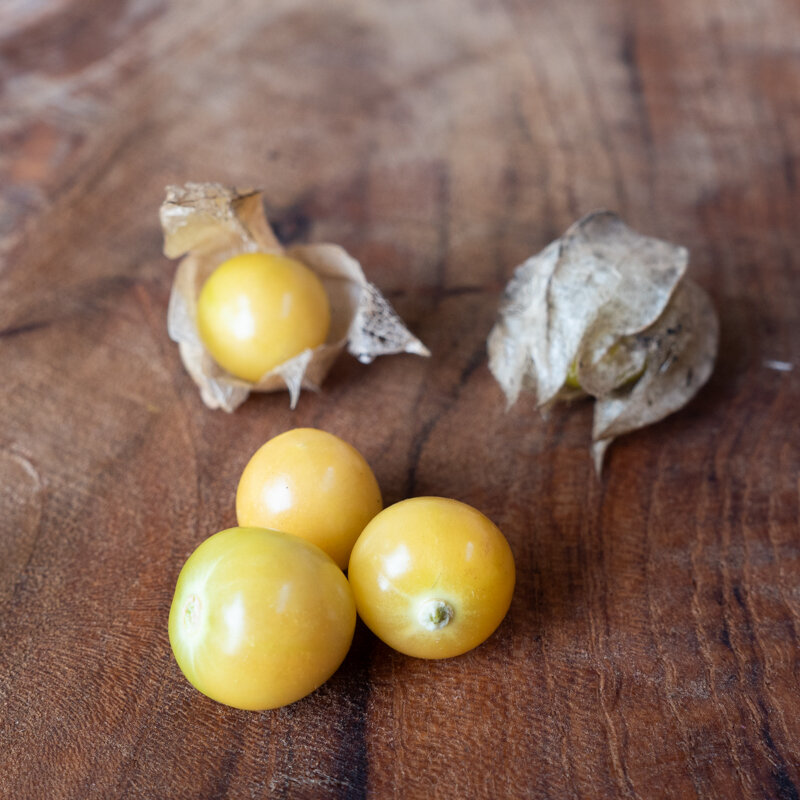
196,252,330,382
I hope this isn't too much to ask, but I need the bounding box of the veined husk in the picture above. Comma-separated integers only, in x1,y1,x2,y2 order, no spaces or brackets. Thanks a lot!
160,182,429,411
487,211,718,472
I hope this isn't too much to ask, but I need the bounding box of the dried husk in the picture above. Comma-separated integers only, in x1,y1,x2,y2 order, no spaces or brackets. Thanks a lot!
160,183,429,411
488,211,718,471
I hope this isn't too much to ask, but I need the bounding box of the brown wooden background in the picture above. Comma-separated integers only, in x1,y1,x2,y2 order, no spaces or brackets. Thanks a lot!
1,1,799,798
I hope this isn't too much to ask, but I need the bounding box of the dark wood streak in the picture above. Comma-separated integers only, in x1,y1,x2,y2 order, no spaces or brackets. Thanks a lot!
209,738,244,800
0,319,51,338
782,154,796,192
757,697,800,800
332,628,372,800
405,412,442,498
267,199,314,246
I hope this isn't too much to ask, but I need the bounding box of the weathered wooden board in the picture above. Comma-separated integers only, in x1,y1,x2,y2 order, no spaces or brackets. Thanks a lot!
1,1,798,797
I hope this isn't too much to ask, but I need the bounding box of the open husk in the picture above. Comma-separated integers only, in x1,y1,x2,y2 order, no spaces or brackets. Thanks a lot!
488,211,718,472
160,183,429,411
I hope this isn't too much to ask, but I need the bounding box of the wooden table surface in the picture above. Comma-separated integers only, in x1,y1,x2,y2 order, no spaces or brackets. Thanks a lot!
1,1,799,798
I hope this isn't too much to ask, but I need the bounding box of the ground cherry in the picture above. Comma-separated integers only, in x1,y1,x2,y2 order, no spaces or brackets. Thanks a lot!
236,428,383,571
348,497,515,659
565,347,646,391
168,526,356,710
196,251,331,382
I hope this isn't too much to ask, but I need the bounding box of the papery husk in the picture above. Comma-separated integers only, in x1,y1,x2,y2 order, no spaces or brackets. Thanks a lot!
488,211,718,472
160,183,429,411
590,278,718,471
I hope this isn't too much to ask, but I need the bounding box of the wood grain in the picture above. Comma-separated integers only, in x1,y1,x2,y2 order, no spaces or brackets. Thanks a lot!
1,1,799,798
